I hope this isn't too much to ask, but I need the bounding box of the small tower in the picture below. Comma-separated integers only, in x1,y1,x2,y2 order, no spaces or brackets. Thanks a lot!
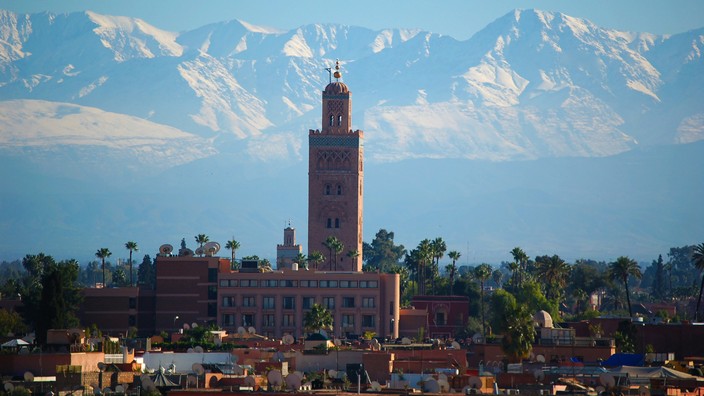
276,222,302,269
308,61,364,272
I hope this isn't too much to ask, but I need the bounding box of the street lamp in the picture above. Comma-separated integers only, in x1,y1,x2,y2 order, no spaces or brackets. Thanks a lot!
174,315,179,328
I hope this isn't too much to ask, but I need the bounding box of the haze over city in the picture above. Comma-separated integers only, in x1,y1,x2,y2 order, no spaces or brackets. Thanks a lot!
0,0,702,265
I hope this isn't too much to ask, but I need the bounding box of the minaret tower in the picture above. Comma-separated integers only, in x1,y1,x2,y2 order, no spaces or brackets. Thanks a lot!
308,61,363,272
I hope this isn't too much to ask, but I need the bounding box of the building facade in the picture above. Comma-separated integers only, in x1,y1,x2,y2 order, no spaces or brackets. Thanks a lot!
308,62,364,272
276,225,302,270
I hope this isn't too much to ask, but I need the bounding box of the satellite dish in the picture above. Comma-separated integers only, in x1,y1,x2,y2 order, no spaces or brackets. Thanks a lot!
192,322,198,328
469,376,483,389
244,376,257,388
370,381,382,391
472,333,484,343
596,386,606,395
204,242,221,256
534,369,545,382
181,248,194,257
452,341,461,349
438,379,450,392
187,348,194,353
168,363,176,373
115,385,124,393
233,365,244,375
599,374,616,388
195,246,205,256
4,383,15,392
283,334,295,345
237,327,246,336
187,375,197,386
424,379,440,393
536,354,546,363
248,327,256,335
192,363,205,376
401,337,411,345
285,374,302,390
183,323,190,330
267,369,283,387
639,386,650,396
438,373,448,382
334,339,341,346
159,244,173,256
371,339,380,350
329,370,338,379
102,388,111,395
194,346,204,353
23,372,34,382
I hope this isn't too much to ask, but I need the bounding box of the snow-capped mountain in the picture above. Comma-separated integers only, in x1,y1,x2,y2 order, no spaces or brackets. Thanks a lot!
1,8,702,164
0,8,702,263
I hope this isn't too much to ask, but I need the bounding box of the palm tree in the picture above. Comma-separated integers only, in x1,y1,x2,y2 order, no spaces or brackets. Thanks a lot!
608,256,642,317
303,303,333,335
95,248,112,287
692,243,704,321
492,269,504,289
501,305,535,362
417,239,432,295
511,247,529,286
324,236,344,271
535,255,571,301
447,250,461,294
225,238,241,268
308,251,325,270
124,241,138,287
195,234,209,256
346,249,360,268
475,263,492,338
293,253,307,269
430,237,447,294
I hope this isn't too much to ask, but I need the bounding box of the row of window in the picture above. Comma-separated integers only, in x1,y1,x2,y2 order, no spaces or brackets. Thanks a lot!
219,279,379,288
326,218,341,229
221,295,376,309
221,313,376,329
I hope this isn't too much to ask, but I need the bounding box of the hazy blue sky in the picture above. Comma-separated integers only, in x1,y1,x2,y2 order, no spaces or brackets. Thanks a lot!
1,0,702,39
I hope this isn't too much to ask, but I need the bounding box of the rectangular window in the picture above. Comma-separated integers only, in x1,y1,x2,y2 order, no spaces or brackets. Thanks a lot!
207,285,217,300
242,296,256,307
208,268,217,282
342,314,355,328
362,315,375,328
320,280,338,288
128,298,136,309
283,297,295,310
302,297,315,309
240,280,258,287
222,314,235,326
207,302,217,317
128,315,136,326
340,280,358,288
263,297,275,309
219,279,229,287
263,314,275,327
222,296,236,307
359,280,378,288
362,297,375,308
264,280,278,287
242,313,255,327
342,297,355,308
323,297,335,310
280,280,297,287
435,312,446,326
282,314,295,327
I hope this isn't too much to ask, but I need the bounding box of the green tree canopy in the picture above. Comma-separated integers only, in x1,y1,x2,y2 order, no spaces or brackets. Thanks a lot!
303,303,333,334
362,229,407,273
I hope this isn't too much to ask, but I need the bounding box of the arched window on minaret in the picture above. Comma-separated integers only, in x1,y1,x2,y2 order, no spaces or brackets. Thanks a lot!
325,184,331,195
327,218,332,228
337,184,343,195
337,115,343,126
329,115,334,126
335,218,340,228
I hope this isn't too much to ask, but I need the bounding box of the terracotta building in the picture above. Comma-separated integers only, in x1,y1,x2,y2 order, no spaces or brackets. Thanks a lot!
308,61,364,272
